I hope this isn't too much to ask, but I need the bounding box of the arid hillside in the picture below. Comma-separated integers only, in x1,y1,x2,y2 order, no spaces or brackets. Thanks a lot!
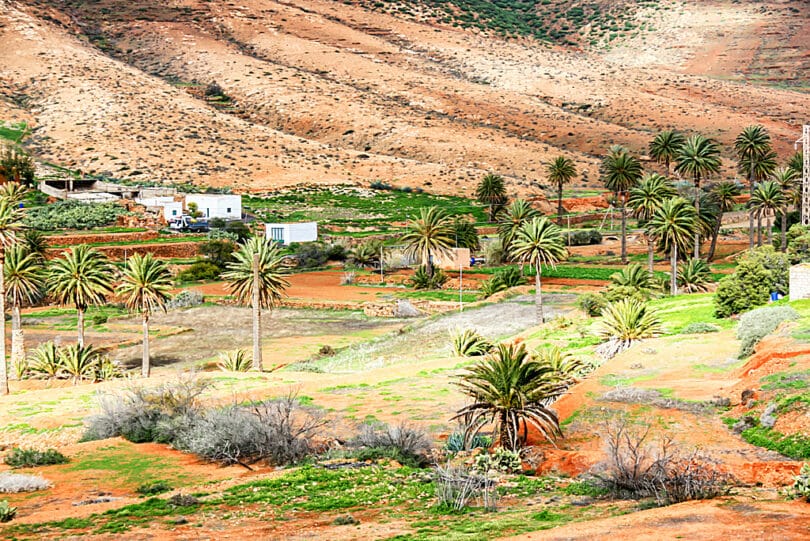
0,0,807,194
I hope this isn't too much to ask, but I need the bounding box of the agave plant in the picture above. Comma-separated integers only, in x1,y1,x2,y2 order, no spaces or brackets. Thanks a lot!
596,299,662,360
27,342,63,379
676,258,712,293
453,342,567,450
535,346,590,386
609,264,654,290
93,356,124,382
479,275,507,298
451,329,493,357
410,266,447,290
217,349,252,372
59,344,102,384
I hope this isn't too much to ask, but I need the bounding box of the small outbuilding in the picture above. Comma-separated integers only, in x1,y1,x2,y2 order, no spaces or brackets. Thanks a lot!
136,196,183,221
185,194,242,220
265,222,318,245
433,248,471,270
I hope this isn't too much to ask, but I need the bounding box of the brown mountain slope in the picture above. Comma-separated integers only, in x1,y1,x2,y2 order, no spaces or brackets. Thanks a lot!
1,0,807,194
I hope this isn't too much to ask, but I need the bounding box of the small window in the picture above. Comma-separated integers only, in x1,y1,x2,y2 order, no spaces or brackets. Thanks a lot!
171,209,178,216
270,227,285,242
226,207,232,213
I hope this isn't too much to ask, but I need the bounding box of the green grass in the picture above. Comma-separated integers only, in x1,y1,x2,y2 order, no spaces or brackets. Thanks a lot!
0,121,28,142
66,443,191,486
396,290,480,303
475,264,618,281
761,370,810,391
647,294,734,334
740,426,810,460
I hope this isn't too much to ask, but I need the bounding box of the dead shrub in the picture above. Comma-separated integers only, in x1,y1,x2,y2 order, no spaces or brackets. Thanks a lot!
434,463,498,511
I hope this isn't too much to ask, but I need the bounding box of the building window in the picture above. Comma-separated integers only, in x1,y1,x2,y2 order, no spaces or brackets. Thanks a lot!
226,207,232,213
171,209,178,216
270,227,285,242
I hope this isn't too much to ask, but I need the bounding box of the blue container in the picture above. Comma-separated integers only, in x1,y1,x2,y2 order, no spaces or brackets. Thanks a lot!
770,292,779,302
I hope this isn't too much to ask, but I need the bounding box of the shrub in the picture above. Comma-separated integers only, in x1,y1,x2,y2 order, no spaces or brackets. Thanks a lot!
484,239,507,266
790,463,810,502
596,299,662,359
4,448,68,469
0,472,51,493
610,264,653,290
787,224,810,264
444,430,492,453
349,422,432,467
411,266,447,289
479,275,506,298
714,247,789,317
217,349,251,372
496,267,525,288
677,258,711,293
451,329,492,357
340,271,355,285
167,290,204,310
28,342,63,379
592,418,732,505
91,313,108,325
199,240,235,269
535,345,590,385
680,322,719,334
578,292,606,317
0,500,16,522
434,463,498,511
736,306,799,358
291,242,346,268
564,229,602,246
474,447,521,473
60,344,103,384
0,143,35,186
177,261,220,282
136,481,172,496
204,81,228,100
24,200,126,230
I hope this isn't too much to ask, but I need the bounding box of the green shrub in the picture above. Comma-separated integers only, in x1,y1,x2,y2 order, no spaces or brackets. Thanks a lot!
136,481,172,496
0,500,16,523
444,431,491,452
578,292,606,317
411,266,447,289
474,447,522,473
177,261,220,282
291,242,347,268
564,229,602,246
790,463,810,501
166,290,204,309
680,322,719,334
479,275,507,297
91,314,108,325
451,329,492,357
741,426,810,460
787,224,810,264
199,239,235,269
4,448,68,468
736,306,799,358
714,247,789,317
24,200,127,230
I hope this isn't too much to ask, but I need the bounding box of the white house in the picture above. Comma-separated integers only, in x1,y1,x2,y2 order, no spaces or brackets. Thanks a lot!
185,194,242,220
265,222,318,245
136,196,183,221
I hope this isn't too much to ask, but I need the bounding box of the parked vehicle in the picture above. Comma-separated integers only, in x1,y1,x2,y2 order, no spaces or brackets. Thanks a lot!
169,215,209,232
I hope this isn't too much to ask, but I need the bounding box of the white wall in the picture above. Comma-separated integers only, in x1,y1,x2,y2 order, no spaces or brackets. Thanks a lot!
265,222,318,245
136,197,182,221
185,194,242,220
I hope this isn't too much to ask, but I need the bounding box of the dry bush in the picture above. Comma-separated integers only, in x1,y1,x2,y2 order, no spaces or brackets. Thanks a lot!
434,463,498,511
592,417,733,505
349,422,433,467
0,473,51,493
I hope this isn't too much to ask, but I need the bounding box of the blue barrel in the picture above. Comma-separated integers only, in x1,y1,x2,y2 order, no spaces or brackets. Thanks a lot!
770,292,779,301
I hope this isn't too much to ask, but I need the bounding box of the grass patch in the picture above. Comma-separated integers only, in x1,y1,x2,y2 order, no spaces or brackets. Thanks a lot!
761,370,810,391
740,426,810,460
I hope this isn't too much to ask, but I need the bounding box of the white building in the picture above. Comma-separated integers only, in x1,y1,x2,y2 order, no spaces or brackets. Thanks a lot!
265,222,318,245
185,194,242,220
136,196,183,221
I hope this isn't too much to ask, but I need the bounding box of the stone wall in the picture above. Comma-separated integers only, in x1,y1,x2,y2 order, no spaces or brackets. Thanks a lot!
790,264,810,301
45,230,159,246
47,241,202,261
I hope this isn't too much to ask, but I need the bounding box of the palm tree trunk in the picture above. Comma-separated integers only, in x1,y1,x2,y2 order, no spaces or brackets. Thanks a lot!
77,307,85,348
0,256,7,395
767,214,773,245
647,237,654,274
757,214,763,247
620,196,627,264
670,244,678,296
748,167,755,249
557,183,564,224
694,177,701,259
499,410,512,451
10,304,23,381
426,248,433,279
708,215,722,262
141,312,150,378
252,252,262,372
781,208,788,252
535,263,543,324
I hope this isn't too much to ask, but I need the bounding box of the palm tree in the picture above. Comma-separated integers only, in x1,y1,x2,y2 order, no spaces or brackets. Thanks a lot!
47,245,114,347
546,156,577,223
0,199,23,395
749,180,785,246
222,238,289,371
628,173,676,272
601,147,643,264
476,173,508,222
5,244,45,379
452,218,480,251
735,125,773,249
453,342,567,450
788,151,803,177
510,217,567,323
648,197,698,295
117,253,173,377
707,181,743,261
497,199,539,255
771,167,799,251
739,148,778,246
674,134,721,258
401,206,453,278
649,130,685,176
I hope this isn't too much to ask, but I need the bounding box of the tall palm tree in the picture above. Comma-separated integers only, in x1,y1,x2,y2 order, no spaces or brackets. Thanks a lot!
749,180,785,246
47,245,114,347
739,148,778,246
788,151,805,221
497,199,539,255
510,217,567,323
771,167,799,251
649,130,685,176
546,156,577,223
401,206,454,278
476,173,508,222
223,238,289,371
628,173,676,272
601,147,643,264
674,134,721,258
734,125,773,249
0,199,23,395
117,253,173,377
707,181,743,261
648,197,698,295
453,342,567,450
5,244,45,379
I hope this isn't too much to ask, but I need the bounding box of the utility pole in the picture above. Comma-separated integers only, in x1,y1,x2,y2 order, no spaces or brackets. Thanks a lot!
797,125,810,226
380,245,384,284
252,252,262,371
459,261,463,312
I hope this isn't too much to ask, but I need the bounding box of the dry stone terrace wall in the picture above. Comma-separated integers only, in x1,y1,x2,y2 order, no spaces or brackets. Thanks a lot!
45,230,159,246
46,241,202,261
